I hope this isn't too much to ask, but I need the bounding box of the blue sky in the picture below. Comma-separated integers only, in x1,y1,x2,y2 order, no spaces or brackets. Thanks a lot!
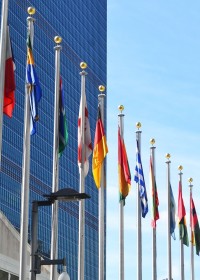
107,1,200,279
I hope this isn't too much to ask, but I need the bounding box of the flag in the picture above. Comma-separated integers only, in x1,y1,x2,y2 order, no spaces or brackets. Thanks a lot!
134,140,148,217
26,25,42,135
58,78,68,157
190,197,200,255
178,181,189,246
92,105,108,188
78,86,92,176
3,26,15,117
170,184,176,239
118,127,131,204
150,156,159,228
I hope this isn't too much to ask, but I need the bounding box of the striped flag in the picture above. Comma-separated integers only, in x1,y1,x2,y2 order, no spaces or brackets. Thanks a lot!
134,140,148,217
3,26,15,117
92,105,108,188
190,197,200,255
26,24,42,135
78,85,92,176
150,155,159,227
58,78,68,157
170,184,176,239
178,181,189,246
118,127,131,204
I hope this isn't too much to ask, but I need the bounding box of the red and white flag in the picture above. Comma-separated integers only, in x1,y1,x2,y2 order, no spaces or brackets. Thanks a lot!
3,26,15,117
78,90,92,176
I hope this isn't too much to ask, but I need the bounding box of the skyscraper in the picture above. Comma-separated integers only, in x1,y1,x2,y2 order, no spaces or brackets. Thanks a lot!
0,0,107,279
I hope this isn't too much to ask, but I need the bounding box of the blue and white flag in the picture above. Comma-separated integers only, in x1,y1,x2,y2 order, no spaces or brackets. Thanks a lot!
170,184,176,239
134,140,148,218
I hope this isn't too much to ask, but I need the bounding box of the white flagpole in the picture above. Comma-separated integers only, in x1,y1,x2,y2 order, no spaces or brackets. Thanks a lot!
166,153,172,280
188,178,194,280
98,85,106,280
118,105,125,280
136,122,142,280
0,0,8,166
19,7,35,280
78,62,87,280
178,165,184,280
50,35,62,280
150,139,156,280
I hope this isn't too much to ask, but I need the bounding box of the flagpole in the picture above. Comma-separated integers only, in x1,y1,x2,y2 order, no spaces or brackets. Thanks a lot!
178,165,184,280
188,177,194,280
118,105,125,280
166,153,172,280
50,35,62,280
98,85,106,280
136,122,142,280
78,62,87,280
19,7,35,280
150,139,156,280
0,0,8,165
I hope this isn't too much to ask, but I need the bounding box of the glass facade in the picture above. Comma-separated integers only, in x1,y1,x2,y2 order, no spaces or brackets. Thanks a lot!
0,0,107,279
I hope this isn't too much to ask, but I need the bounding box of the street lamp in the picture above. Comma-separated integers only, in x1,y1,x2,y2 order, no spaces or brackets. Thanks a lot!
30,188,90,280
58,258,70,280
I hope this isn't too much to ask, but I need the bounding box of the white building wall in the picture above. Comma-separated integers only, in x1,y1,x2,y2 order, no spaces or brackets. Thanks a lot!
0,211,53,279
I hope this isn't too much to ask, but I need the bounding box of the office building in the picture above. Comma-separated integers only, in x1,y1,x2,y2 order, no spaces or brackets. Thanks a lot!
0,0,107,279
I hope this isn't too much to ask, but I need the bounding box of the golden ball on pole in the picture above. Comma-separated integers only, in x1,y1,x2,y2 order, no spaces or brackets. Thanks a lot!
136,122,141,129
99,85,105,92
27,7,36,15
118,105,124,113
188,177,193,183
150,138,155,145
54,36,62,44
80,62,87,69
178,165,183,171
165,153,171,159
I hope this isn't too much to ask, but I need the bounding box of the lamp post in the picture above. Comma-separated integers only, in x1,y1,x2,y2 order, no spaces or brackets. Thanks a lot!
30,188,90,280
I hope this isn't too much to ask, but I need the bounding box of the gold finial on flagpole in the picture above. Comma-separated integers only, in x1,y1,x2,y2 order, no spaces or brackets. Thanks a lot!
27,7,36,15
136,122,141,130
178,165,183,171
165,153,171,159
188,177,193,190
150,138,155,146
99,85,105,92
188,177,193,183
54,36,62,44
80,62,87,69
118,105,124,113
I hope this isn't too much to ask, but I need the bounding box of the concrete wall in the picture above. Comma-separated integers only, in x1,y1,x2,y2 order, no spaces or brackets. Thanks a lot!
0,211,51,279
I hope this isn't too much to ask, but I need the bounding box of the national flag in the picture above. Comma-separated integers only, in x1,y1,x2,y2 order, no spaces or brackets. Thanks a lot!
78,86,92,176
170,184,176,239
58,78,68,157
178,181,189,246
26,25,42,135
118,127,131,204
92,105,108,188
150,155,159,228
3,26,15,117
134,140,148,217
190,197,200,255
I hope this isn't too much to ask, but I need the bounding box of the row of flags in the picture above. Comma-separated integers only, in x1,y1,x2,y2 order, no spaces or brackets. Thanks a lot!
3,25,110,189
118,129,200,256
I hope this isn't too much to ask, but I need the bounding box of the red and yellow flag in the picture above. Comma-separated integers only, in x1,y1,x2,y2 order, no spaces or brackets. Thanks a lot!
150,156,159,228
118,127,131,203
92,107,108,188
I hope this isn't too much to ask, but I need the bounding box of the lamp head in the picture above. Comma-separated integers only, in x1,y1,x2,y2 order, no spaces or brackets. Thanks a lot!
43,188,90,202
